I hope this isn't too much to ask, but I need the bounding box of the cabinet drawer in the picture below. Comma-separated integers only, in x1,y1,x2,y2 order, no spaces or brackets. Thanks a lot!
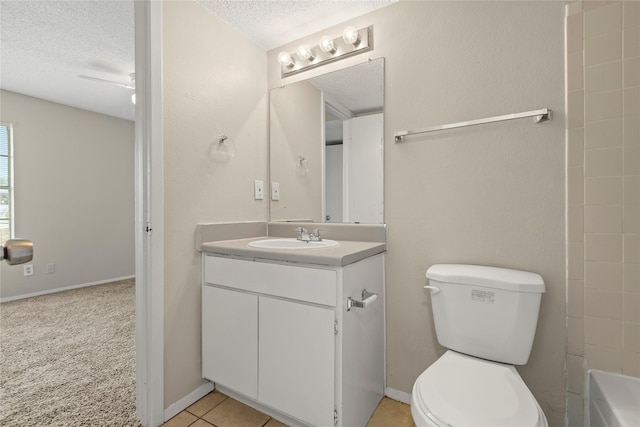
204,255,337,306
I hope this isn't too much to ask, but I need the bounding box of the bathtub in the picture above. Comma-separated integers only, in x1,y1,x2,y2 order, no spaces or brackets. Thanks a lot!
588,370,640,427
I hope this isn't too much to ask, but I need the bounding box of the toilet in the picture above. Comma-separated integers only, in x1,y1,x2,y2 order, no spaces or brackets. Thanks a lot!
411,264,549,427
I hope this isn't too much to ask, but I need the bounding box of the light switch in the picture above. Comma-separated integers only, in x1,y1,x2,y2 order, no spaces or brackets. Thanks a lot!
254,180,264,200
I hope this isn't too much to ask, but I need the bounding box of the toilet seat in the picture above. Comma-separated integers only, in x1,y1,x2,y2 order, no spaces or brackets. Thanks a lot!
412,351,547,427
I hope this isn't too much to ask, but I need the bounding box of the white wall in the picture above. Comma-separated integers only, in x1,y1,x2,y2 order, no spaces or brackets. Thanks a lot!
270,81,323,222
268,1,567,425
161,1,268,408
0,90,134,300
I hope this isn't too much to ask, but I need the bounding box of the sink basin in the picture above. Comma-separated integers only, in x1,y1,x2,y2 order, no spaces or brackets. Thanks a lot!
248,238,339,250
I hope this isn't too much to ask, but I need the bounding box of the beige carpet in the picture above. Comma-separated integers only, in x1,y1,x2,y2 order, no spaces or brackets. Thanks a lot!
0,279,140,426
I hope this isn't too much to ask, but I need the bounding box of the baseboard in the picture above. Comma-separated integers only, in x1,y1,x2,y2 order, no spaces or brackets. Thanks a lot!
385,387,412,405
164,381,215,422
0,275,136,303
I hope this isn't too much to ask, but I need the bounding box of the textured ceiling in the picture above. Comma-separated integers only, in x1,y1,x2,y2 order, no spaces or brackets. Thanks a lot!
0,0,394,121
1,1,136,121
196,0,396,50
310,59,383,116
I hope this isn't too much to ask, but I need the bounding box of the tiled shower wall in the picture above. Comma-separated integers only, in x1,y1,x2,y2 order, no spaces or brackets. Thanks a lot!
566,1,640,426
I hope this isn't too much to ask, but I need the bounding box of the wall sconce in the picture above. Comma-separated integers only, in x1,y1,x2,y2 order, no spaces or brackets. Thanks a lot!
278,26,373,78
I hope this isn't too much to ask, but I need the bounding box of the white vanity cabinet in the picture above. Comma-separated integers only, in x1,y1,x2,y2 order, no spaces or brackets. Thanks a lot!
202,252,384,427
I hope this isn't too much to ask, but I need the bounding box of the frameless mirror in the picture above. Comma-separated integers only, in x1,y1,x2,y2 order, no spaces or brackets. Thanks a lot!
269,58,384,224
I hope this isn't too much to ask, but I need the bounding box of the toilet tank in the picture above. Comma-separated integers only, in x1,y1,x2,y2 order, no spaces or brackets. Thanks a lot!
425,264,545,365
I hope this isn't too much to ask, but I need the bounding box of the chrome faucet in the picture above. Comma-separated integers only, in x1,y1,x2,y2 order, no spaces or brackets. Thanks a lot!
310,228,322,241
296,227,310,242
296,227,322,242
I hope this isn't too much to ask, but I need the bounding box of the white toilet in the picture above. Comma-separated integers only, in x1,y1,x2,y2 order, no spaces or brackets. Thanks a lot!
411,264,549,427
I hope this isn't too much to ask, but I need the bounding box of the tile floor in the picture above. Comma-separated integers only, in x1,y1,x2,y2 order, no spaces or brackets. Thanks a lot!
161,390,415,427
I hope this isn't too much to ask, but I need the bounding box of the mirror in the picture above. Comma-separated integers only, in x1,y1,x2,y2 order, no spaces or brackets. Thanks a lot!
269,58,384,224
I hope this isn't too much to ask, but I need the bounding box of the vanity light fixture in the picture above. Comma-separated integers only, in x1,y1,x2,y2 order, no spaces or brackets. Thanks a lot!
278,25,373,78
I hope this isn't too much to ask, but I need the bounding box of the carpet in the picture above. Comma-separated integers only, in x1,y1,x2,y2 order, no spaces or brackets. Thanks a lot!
0,279,140,426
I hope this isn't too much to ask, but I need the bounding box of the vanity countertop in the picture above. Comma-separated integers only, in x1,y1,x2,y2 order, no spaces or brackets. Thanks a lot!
201,237,385,267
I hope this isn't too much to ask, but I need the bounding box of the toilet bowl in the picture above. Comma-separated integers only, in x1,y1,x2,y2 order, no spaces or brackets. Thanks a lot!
411,351,548,427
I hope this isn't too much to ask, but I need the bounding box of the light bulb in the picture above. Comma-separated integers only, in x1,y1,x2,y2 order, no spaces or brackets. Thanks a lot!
342,26,360,47
319,35,336,54
278,51,295,68
297,45,315,61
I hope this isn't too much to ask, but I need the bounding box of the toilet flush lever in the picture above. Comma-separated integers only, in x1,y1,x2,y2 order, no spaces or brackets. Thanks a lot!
423,285,441,294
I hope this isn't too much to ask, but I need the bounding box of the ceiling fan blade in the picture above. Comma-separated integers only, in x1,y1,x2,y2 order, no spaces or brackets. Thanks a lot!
78,75,134,89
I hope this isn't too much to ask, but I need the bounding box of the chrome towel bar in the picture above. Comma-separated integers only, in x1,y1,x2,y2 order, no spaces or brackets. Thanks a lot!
394,108,552,142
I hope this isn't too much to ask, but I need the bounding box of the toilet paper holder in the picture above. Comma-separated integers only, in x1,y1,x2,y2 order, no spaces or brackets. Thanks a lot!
347,289,378,311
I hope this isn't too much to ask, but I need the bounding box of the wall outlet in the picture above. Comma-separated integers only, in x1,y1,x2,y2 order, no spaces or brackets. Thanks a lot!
271,182,280,201
254,180,264,200
24,264,34,276
47,263,56,274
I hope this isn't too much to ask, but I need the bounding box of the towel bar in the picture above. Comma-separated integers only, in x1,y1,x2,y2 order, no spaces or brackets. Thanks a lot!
395,108,552,142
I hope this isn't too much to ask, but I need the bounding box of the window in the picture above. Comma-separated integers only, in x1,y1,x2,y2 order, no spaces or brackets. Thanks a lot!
1,123,13,245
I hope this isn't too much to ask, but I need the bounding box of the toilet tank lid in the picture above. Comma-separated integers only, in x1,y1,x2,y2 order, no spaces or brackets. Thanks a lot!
426,264,545,293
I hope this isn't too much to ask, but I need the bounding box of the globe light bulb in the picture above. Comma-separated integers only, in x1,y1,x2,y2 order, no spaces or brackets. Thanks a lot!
297,45,316,61
342,26,360,47
319,35,336,54
278,51,295,68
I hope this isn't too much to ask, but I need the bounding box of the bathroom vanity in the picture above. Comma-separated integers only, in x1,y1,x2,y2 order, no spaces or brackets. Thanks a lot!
201,236,385,427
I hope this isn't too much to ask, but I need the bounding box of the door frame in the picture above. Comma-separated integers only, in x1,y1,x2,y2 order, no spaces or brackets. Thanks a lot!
134,1,164,426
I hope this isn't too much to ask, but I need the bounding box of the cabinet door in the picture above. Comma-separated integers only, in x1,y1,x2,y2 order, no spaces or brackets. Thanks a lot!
259,296,335,427
202,285,258,399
